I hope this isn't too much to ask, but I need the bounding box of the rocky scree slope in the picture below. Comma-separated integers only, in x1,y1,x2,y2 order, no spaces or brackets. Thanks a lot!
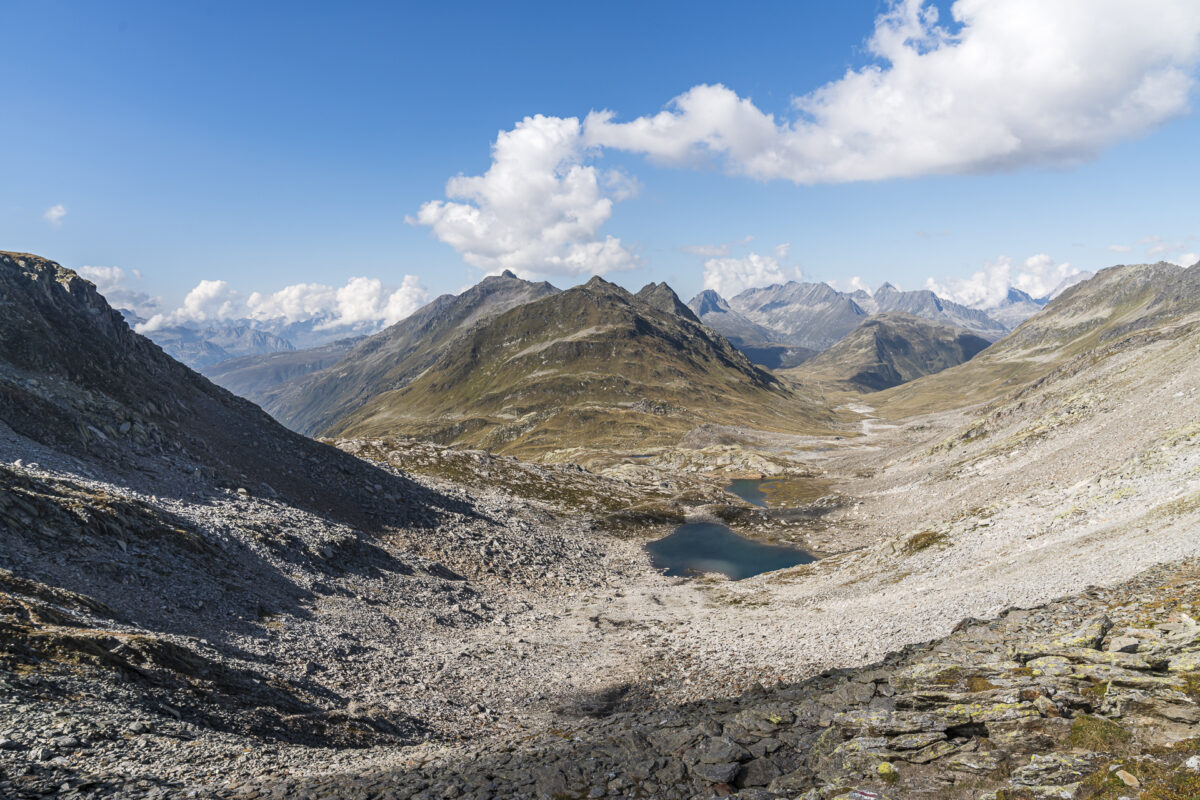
323,276,827,460
0,252,649,796
261,270,559,436
786,312,992,392
215,261,1200,800
229,563,1200,800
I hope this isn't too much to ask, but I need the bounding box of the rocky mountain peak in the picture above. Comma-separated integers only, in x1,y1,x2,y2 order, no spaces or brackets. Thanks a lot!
635,282,700,323
688,289,730,317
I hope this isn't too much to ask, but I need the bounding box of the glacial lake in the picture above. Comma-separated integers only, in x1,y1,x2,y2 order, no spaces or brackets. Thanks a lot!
725,478,769,507
646,522,814,580
724,477,833,509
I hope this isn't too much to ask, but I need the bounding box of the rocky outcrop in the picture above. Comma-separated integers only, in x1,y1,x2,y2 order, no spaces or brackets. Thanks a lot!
636,282,700,323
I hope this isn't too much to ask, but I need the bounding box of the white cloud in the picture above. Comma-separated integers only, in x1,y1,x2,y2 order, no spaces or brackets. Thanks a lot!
1171,252,1199,267
414,2,1200,277
410,114,638,278
76,265,161,319
1107,244,1133,253
702,247,802,298
926,253,1081,307
585,0,1200,184
140,279,242,331
138,275,429,333
43,204,67,226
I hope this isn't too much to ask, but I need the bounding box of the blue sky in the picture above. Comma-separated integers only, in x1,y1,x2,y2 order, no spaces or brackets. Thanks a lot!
3,1,1199,329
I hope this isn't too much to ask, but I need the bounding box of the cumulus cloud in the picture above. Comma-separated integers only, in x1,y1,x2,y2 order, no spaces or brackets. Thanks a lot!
413,2,1199,279
926,253,1081,307
138,275,429,333
409,114,639,278
1107,244,1133,253
586,1,1200,183
76,265,161,319
1171,252,1199,267
139,280,241,331
702,245,801,298
43,204,67,226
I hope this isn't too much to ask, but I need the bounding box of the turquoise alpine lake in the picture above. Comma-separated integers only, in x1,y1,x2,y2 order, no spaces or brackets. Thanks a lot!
646,522,814,580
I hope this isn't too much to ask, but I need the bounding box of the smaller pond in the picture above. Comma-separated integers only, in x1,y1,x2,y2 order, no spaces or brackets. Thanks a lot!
646,522,814,581
725,477,833,509
725,478,769,507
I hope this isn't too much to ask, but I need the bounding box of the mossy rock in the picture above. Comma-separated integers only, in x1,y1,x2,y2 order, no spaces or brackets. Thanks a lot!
1067,714,1131,751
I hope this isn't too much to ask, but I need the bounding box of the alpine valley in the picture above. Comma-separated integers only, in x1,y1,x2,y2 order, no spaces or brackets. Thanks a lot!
5,248,1200,800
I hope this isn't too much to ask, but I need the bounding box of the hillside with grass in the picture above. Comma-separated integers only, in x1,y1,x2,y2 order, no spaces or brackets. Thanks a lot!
875,261,1200,418
324,277,832,459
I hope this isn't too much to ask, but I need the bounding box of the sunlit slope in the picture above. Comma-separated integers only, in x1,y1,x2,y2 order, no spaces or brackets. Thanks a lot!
325,277,833,458
875,261,1200,418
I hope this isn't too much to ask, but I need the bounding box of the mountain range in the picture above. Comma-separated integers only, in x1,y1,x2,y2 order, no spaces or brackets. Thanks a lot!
688,279,1012,363
117,312,393,370
183,269,1053,455
259,270,559,435
139,273,1059,376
